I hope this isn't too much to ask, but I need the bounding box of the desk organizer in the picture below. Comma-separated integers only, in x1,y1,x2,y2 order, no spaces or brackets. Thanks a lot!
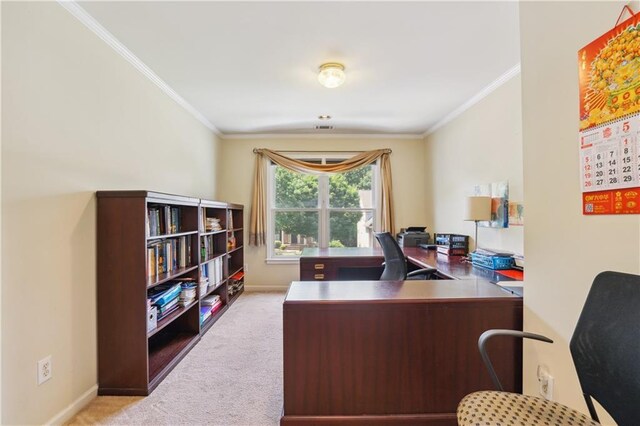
435,233,469,255
470,252,514,270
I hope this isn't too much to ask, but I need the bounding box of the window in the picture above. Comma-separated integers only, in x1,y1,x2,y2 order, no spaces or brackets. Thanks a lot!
267,155,378,260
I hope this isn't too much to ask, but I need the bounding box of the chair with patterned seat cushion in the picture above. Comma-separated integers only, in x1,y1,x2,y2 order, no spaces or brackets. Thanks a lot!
457,271,640,426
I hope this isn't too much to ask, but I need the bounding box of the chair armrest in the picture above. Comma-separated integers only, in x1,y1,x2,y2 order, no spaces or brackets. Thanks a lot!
479,329,553,391
407,267,437,278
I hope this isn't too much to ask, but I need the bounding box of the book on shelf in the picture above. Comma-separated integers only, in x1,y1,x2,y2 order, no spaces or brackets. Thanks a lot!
147,205,182,237
178,282,197,307
201,294,221,306
228,210,234,230
200,306,212,324
148,282,182,307
230,270,244,281
202,257,224,286
147,235,192,278
156,296,179,318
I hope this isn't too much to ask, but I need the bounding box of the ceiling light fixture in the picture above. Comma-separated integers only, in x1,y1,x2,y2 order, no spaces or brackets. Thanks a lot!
318,63,346,88
318,115,332,120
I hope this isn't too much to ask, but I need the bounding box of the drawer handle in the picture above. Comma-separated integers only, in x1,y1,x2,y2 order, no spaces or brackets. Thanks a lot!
314,274,325,280
314,263,325,270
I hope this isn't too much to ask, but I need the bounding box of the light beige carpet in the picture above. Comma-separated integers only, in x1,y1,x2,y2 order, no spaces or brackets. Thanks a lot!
68,292,285,426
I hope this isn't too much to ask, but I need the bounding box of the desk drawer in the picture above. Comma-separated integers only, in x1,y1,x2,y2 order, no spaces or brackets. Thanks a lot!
300,261,337,280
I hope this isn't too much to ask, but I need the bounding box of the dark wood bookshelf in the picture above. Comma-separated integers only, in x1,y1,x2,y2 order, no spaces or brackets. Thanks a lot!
97,191,244,396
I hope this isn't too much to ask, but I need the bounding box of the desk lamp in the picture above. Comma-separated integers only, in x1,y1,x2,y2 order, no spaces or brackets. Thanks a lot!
464,196,491,251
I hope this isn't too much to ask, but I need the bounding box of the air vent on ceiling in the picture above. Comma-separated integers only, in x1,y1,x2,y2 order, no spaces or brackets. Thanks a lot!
315,125,334,130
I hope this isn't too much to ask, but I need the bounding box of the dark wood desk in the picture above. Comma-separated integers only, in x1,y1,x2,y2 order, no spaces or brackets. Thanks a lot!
282,279,523,425
300,247,521,286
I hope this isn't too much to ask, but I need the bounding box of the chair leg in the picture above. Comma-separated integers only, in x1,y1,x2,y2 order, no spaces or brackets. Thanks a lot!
583,394,599,422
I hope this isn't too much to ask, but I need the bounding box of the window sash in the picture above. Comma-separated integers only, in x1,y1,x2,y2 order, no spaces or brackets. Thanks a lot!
267,155,379,260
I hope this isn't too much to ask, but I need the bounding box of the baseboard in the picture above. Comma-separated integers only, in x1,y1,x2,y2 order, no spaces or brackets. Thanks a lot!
244,285,289,292
45,384,97,425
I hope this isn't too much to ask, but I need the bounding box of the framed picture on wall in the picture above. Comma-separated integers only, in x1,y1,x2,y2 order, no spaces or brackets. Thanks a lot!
474,181,509,228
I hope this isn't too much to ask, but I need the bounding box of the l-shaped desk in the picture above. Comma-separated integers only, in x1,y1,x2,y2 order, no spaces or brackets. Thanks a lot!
282,247,523,425
299,246,523,294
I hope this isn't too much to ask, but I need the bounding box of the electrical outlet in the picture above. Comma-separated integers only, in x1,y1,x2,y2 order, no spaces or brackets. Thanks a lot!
244,263,249,273
37,356,52,385
538,366,554,400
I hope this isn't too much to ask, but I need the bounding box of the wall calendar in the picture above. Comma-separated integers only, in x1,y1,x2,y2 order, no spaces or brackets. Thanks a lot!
579,9,640,214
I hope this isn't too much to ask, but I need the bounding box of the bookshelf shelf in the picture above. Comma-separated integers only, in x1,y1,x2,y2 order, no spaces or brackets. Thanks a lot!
229,266,244,278
201,253,226,264
228,245,243,255
202,280,226,298
146,265,199,289
147,230,198,241
200,230,226,237
148,300,198,338
97,191,244,396
148,331,200,387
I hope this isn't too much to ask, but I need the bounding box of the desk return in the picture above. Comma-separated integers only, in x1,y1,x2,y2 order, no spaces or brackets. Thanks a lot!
282,280,523,425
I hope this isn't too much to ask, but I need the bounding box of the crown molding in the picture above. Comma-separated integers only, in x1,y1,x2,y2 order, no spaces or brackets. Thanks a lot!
423,63,521,138
57,1,221,135
221,133,423,140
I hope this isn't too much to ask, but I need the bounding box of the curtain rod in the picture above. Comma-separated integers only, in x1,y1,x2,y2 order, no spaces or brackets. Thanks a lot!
252,148,392,154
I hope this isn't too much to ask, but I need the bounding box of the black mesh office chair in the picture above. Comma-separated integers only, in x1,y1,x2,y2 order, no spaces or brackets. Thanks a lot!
457,271,640,425
374,232,436,280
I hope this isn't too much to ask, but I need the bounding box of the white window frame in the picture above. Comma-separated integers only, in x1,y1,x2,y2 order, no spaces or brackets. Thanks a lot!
266,153,380,263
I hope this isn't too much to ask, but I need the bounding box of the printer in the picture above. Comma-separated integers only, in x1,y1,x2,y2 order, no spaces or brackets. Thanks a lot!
396,227,431,247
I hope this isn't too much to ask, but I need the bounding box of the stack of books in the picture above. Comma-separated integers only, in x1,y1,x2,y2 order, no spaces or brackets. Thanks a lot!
178,281,197,307
205,217,222,232
200,294,223,324
148,282,182,320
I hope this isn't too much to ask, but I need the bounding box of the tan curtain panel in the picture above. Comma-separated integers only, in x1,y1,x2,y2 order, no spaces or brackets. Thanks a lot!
248,148,395,246
249,154,266,246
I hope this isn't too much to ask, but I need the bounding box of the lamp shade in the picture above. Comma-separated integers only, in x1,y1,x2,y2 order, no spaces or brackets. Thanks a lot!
464,196,491,221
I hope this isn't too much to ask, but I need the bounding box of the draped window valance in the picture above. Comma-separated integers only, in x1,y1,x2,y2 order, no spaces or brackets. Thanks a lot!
249,148,395,246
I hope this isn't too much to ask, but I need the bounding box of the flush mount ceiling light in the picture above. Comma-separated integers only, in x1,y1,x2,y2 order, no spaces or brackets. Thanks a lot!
318,63,346,88
318,115,332,120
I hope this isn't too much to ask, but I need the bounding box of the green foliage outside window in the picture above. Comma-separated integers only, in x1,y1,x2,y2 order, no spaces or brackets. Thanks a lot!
274,166,372,248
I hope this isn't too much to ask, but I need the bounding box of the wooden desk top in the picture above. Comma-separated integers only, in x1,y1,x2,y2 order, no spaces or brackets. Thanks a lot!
300,246,521,284
285,279,521,304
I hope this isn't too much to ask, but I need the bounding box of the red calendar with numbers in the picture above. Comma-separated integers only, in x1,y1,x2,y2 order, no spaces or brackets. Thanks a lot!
578,12,640,214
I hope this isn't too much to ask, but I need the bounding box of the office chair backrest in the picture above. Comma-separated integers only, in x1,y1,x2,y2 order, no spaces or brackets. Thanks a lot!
569,271,640,424
374,232,407,281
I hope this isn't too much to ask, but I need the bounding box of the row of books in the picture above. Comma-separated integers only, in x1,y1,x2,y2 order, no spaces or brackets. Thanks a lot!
201,234,224,260
148,205,182,237
200,294,223,324
147,236,192,277
202,256,224,286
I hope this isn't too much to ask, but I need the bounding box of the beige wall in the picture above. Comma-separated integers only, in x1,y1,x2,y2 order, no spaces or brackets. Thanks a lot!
521,2,639,423
424,75,524,254
2,3,219,424
217,137,428,289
